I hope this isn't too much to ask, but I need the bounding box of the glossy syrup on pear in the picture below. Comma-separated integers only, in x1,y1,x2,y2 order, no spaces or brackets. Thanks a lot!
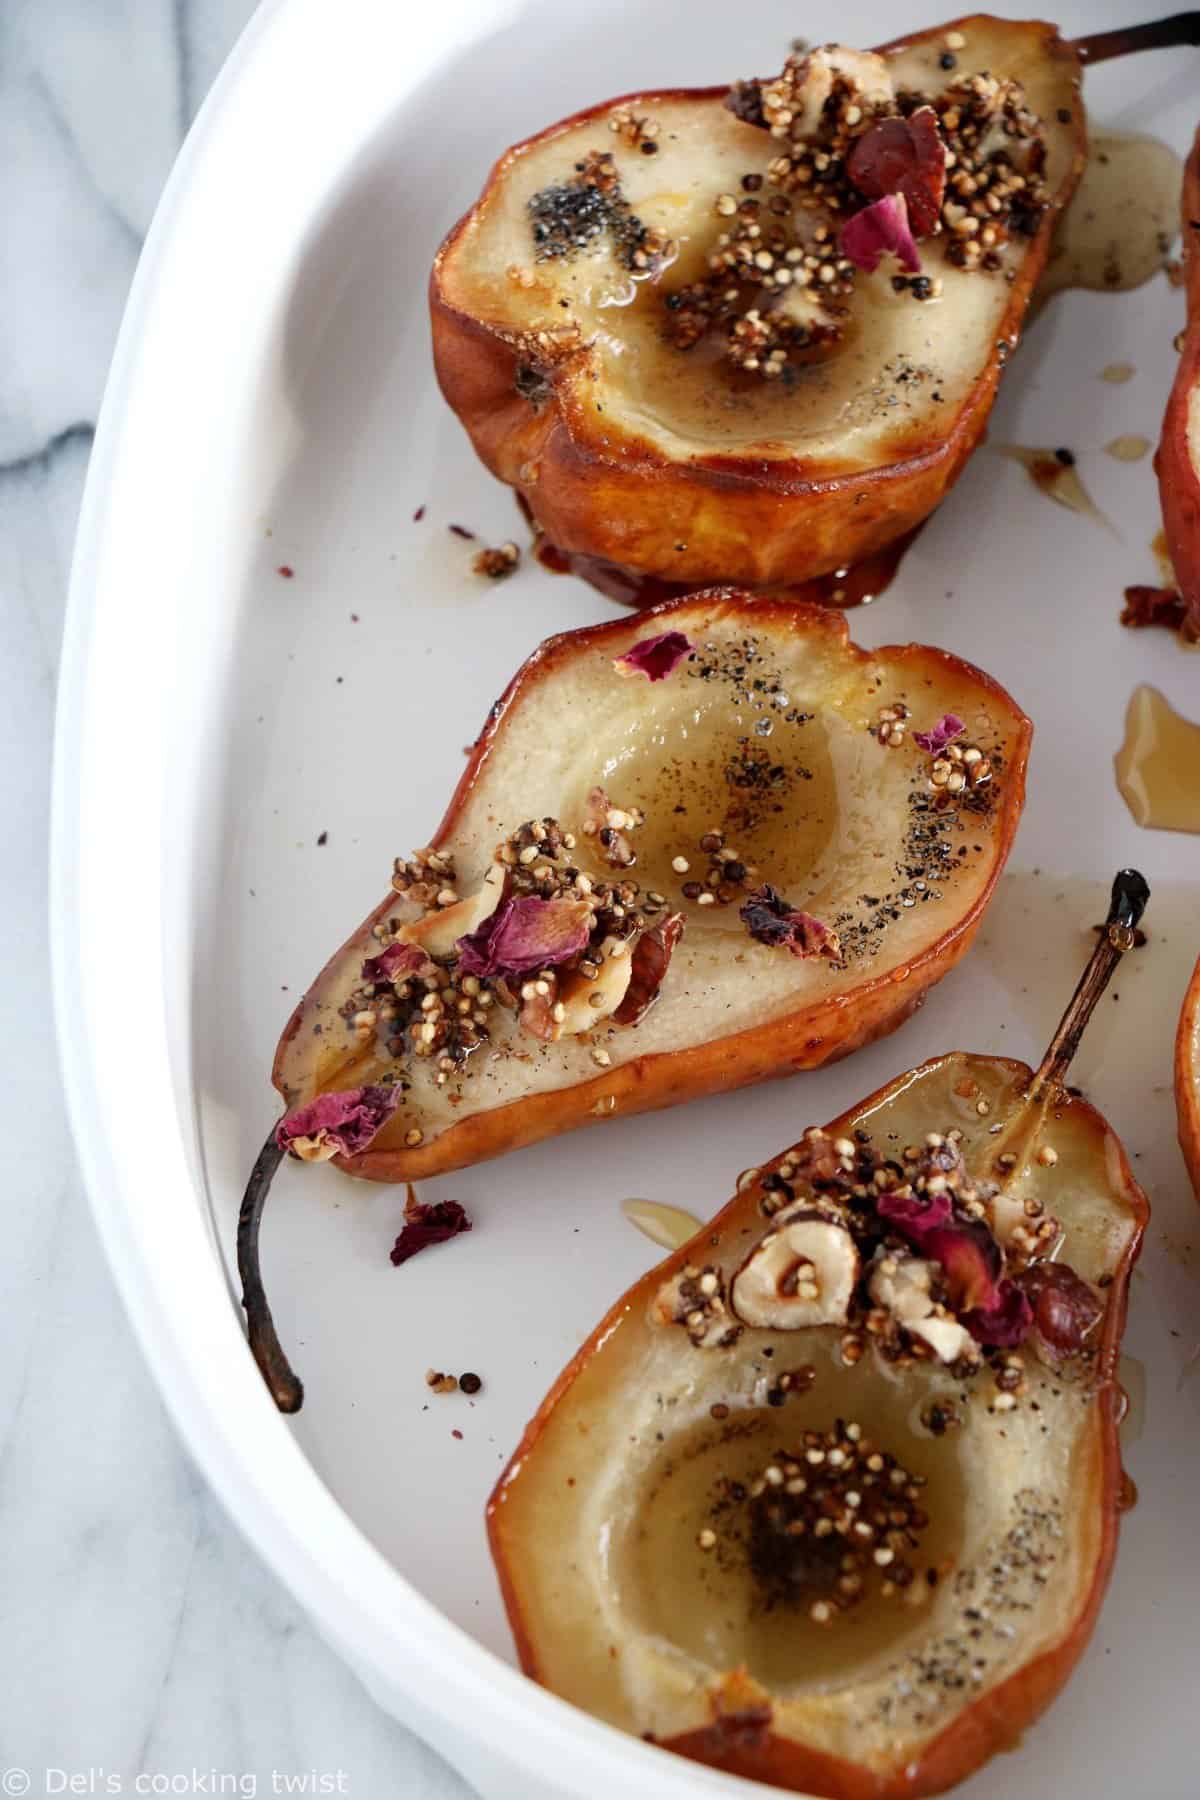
615,1373,968,1692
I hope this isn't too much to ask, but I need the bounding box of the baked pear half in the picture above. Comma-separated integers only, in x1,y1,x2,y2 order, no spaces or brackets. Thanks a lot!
490,885,1149,1798
1155,123,1200,640
1175,950,1200,1194
270,593,1028,1182
240,592,1027,1409
432,14,1086,592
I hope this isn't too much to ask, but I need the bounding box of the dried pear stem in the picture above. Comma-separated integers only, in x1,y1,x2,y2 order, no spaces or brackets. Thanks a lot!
986,870,1149,1182
1032,868,1150,1097
1072,12,1200,63
237,1131,304,1414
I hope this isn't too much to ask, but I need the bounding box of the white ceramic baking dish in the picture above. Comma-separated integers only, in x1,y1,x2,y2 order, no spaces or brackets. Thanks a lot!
53,1,1200,1796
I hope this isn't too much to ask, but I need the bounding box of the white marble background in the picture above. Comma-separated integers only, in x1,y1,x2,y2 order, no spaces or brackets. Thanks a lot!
1,4,472,1796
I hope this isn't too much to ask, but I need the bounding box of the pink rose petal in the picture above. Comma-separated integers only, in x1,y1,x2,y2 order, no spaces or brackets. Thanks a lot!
841,193,921,275
276,1085,401,1161
964,1279,1034,1348
614,630,695,682
876,1188,954,1240
878,1191,1004,1313
456,894,594,980
924,1221,1003,1313
913,712,965,755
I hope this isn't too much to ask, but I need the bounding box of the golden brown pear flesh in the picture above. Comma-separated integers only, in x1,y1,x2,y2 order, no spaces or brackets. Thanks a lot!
489,1053,1146,1799
431,15,1086,591
273,592,1029,1181
1175,950,1200,1194
1155,124,1200,638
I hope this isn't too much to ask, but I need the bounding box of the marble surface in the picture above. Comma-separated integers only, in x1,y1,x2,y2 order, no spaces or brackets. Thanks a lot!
2,5,471,1796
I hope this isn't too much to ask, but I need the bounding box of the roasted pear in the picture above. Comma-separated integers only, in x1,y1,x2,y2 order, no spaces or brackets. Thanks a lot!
1155,123,1200,639
1175,949,1200,1194
434,13,1200,599
433,14,1090,594
240,591,1029,1408
490,873,1149,1798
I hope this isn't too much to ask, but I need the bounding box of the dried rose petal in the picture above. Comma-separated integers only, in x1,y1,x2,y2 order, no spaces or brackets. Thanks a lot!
846,107,946,238
924,1220,1003,1313
964,1278,1034,1347
361,941,431,984
390,1198,472,1267
740,886,841,960
787,912,839,957
913,712,965,755
879,1189,1005,1314
1121,584,1199,640
612,912,686,1026
456,894,594,980
1019,1262,1102,1360
841,193,921,276
876,1188,954,1240
276,1085,401,1162
614,630,695,681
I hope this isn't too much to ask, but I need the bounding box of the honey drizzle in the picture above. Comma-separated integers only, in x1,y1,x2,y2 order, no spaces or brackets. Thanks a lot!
1104,435,1151,463
998,447,1114,533
621,1197,704,1251
1036,131,1181,307
1114,686,1200,834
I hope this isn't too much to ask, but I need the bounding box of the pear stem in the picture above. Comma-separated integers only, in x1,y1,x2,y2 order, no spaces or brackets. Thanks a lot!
984,871,1148,1184
1030,868,1150,1098
1072,12,1200,63
237,1131,304,1413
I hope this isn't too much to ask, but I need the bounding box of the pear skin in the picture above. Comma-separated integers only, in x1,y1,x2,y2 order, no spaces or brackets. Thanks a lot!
1155,124,1200,638
1175,951,1200,1195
